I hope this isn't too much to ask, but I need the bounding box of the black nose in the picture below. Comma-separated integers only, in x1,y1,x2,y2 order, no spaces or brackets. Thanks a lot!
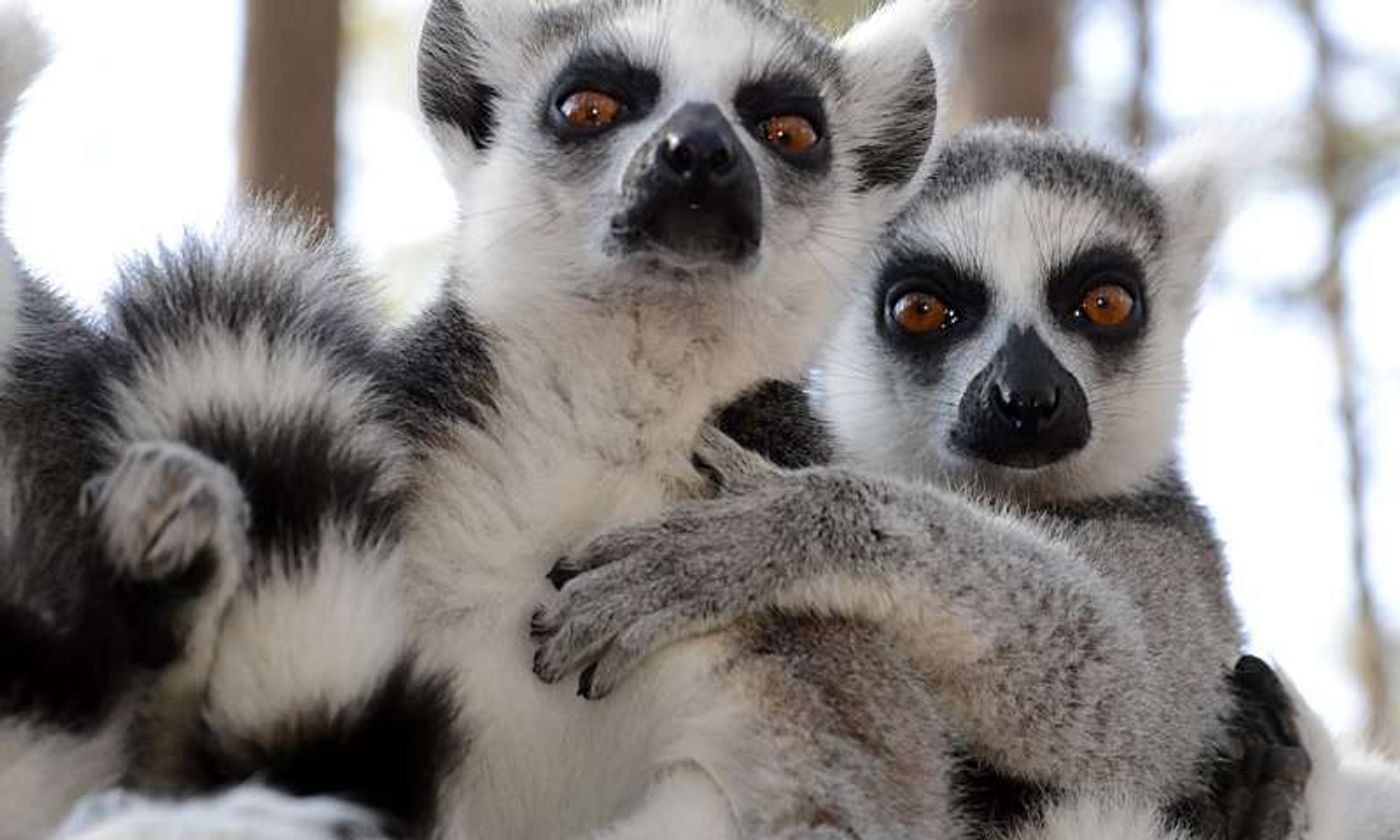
659,117,738,182
949,327,1091,470
991,380,1061,432
612,102,762,263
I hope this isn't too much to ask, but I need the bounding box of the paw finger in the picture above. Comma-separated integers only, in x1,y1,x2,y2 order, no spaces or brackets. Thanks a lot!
548,548,619,589
1229,781,1298,840
78,475,109,517
579,608,700,701
694,425,778,492
549,531,658,589
533,620,614,685
528,604,562,641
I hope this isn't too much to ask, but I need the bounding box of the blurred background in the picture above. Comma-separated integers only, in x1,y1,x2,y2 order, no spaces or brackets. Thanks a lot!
1,0,1396,754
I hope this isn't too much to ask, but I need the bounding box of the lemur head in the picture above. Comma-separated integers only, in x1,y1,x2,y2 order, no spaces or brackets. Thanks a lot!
418,0,942,390
821,125,1235,502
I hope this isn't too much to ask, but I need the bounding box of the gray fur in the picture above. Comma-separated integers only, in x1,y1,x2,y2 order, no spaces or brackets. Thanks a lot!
902,123,1166,245
392,0,950,835
79,441,249,783
17,1,949,837
532,126,1287,838
538,433,1236,795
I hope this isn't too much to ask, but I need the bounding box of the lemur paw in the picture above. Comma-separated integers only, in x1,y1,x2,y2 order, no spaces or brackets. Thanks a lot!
1222,656,1311,840
534,472,816,699
54,786,386,840
83,441,249,584
691,424,784,494
533,520,716,698
1175,655,1311,840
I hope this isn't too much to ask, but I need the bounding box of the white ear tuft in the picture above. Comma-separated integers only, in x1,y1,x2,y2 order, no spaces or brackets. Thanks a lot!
836,0,959,53
418,0,537,169
0,0,49,152
1147,123,1281,259
835,0,954,202
1,0,48,370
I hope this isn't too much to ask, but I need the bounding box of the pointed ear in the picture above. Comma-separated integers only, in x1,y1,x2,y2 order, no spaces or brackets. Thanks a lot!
417,0,534,159
835,0,948,200
0,0,48,153
1146,132,1243,266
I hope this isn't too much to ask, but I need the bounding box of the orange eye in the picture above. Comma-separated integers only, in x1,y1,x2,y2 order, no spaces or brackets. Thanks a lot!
1079,283,1135,327
559,90,622,129
892,292,952,334
759,115,819,154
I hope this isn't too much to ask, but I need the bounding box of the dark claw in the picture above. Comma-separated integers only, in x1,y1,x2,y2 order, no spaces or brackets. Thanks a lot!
577,661,598,699
547,559,581,591
1232,656,1302,748
1260,745,1311,787
528,607,550,640
691,452,723,488
532,647,549,680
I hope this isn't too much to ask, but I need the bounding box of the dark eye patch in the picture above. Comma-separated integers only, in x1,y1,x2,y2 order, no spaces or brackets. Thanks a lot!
542,48,661,140
1045,244,1148,345
734,73,831,173
872,249,989,385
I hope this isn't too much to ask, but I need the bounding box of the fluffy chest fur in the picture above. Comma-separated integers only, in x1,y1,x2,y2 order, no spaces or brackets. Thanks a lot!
400,306,751,838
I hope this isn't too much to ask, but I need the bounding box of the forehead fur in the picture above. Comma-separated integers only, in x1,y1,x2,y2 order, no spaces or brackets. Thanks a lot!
534,0,841,77
909,125,1166,246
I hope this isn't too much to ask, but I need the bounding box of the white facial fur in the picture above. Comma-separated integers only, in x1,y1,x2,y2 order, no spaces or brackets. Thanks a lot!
420,0,943,398
821,128,1234,503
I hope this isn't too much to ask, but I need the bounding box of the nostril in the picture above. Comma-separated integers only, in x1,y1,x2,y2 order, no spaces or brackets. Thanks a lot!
992,383,1014,416
707,144,734,174
662,135,696,175
992,383,1061,427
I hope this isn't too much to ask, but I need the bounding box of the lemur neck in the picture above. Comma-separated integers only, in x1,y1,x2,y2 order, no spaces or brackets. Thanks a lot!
462,280,749,467
403,284,741,612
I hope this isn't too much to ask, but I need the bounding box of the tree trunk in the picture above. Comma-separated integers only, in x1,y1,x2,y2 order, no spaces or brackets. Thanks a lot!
959,0,1065,124
1299,0,1399,757
1126,0,1154,144
239,0,341,226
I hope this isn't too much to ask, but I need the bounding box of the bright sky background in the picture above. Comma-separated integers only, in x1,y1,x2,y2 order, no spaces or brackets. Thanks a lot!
3,0,1397,745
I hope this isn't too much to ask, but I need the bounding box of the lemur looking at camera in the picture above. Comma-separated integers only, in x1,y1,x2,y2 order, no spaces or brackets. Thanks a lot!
0,3,1337,840
13,0,955,837
530,125,1322,840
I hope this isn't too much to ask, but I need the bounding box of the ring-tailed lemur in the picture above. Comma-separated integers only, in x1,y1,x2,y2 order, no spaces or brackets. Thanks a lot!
527,125,1324,839
1,15,418,834
29,0,952,837
2,214,418,838
0,9,143,835
374,0,953,835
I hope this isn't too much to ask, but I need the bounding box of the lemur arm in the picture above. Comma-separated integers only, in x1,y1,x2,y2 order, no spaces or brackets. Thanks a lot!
532,429,1228,796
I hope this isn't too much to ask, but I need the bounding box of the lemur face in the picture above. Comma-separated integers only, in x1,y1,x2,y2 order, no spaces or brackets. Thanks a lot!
822,127,1232,502
418,0,940,381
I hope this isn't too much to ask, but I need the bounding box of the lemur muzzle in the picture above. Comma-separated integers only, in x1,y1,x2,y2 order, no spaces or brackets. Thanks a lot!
613,102,762,262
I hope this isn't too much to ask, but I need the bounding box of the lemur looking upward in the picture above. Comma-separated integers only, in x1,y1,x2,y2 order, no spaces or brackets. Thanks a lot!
531,125,1318,839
